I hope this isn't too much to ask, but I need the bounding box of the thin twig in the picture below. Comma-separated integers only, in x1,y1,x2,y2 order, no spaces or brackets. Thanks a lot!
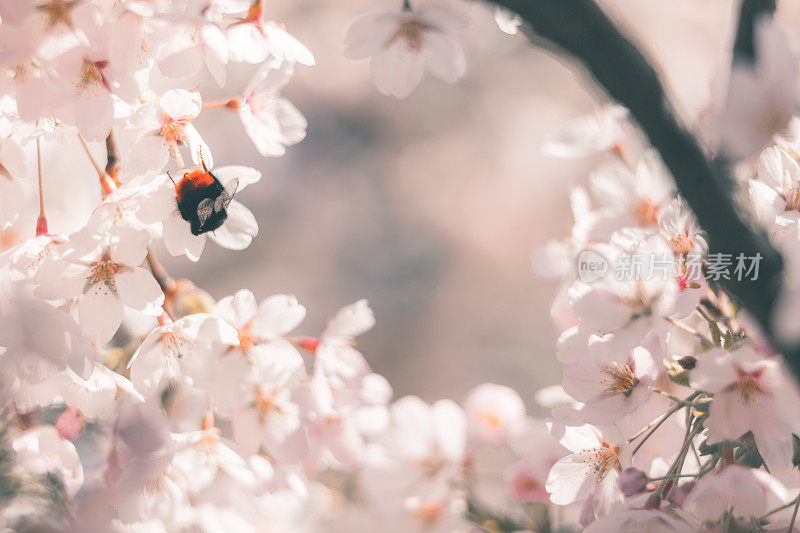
78,134,116,197
761,496,800,519
146,247,177,319
77,134,103,179
630,394,695,454
789,493,800,532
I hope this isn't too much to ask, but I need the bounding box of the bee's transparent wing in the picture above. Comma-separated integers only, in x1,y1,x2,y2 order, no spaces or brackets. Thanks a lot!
197,198,215,226
214,178,239,212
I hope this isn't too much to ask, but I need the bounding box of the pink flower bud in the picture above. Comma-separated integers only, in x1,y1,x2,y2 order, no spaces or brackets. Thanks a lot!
56,407,85,440
618,467,648,497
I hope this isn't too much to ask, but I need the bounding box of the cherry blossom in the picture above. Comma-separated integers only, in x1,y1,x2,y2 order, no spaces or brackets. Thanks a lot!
0,295,95,387
682,465,775,523
127,313,239,397
1,0,800,530
690,345,800,472
225,1,314,66
562,340,659,424
545,423,628,514
12,426,84,497
237,61,307,157
34,226,164,342
311,299,376,388
53,5,143,141
542,104,631,158
119,90,212,181
749,145,800,242
156,1,229,86
462,382,526,445
714,17,800,160
345,1,468,99
494,8,521,35
0,136,28,229
362,396,466,497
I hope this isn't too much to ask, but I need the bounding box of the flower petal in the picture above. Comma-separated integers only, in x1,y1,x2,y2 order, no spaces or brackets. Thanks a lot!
208,200,258,250
115,267,164,315
79,289,124,343
163,211,206,262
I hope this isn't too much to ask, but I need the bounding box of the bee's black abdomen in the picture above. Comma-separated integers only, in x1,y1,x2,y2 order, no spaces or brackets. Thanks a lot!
175,170,230,236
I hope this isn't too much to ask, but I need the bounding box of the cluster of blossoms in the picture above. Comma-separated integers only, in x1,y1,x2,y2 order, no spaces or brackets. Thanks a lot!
525,18,800,531
0,0,556,531
3,0,800,532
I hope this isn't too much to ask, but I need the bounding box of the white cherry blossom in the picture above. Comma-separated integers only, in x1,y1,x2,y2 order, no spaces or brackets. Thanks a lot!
12,426,84,497
127,313,239,397
345,1,468,99
237,61,307,157
226,1,314,66
119,90,212,181
34,226,164,342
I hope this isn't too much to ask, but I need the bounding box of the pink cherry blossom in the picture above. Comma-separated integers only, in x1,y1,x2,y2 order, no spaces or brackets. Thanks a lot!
462,382,526,445
690,345,800,472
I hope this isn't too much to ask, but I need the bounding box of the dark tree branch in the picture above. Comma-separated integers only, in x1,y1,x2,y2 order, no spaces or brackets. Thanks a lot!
491,1,796,371
733,0,776,62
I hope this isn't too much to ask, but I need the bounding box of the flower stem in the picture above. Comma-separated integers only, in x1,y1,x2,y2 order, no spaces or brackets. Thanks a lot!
78,134,116,197
629,392,699,453
202,98,239,110
35,136,48,236
665,316,712,345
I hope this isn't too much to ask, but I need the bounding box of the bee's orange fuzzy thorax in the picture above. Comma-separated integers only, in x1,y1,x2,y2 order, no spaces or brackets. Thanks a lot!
175,170,215,202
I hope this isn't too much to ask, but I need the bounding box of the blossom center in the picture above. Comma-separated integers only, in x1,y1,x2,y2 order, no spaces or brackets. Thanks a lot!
600,362,639,396
618,281,654,316
417,454,446,478
237,324,258,353
78,59,107,90
160,118,188,145
161,329,193,360
634,199,659,226
395,20,429,52
86,258,120,295
254,386,278,417
414,499,444,525
782,180,800,211
476,409,504,431
668,232,694,255
579,445,621,482
731,368,768,404
39,0,76,29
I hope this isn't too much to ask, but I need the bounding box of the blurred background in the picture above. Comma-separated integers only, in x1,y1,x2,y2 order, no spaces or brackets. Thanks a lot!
150,0,755,412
